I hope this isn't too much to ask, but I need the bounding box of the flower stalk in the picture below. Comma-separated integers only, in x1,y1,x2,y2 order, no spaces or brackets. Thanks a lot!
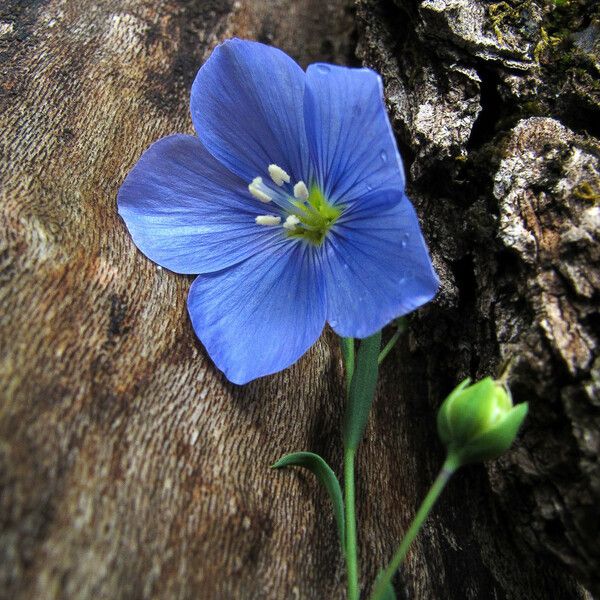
370,374,528,599
344,447,360,600
342,332,382,600
369,454,460,600
341,336,359,600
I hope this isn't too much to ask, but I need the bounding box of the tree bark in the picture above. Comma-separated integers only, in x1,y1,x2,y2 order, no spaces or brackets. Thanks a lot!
0,1,597,600
357,0,599,597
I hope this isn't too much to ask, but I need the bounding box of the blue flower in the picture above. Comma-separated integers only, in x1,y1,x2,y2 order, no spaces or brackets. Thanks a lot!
118,39,438,385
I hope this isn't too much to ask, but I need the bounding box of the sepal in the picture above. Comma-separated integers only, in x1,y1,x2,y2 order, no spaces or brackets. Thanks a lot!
437,376,528,465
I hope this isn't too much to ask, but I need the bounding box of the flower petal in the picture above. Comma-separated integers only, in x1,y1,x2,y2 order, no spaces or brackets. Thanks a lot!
322,191,438,338
191,39,309,184
118,134,283,275
188,239,326,384
304,64,405,206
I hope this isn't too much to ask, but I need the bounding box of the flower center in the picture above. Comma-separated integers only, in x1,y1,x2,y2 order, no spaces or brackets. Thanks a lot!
248,164,342,246
287,184,341,245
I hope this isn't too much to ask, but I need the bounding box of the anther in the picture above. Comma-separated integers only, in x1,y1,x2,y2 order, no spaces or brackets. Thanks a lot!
255,215,282,226
248,177,272,203
283,215,300,230
268,164,291,186
293,181,309,200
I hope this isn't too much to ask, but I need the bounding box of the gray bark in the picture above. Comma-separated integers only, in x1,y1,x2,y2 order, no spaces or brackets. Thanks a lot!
357,0,599,596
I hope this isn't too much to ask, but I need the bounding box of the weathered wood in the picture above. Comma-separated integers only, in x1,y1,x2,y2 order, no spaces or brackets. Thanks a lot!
0,2,357,599
0,0,597,599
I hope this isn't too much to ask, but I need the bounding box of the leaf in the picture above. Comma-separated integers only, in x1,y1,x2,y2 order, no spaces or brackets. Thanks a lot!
343,331,382,452
340,337,355,392
272,451,345,552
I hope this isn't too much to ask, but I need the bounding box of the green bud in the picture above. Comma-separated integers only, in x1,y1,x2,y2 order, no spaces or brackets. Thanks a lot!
437,376,528,465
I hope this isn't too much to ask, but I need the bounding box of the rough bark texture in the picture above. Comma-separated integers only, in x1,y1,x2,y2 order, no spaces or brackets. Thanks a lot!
0,2,597,600
357,0,599,596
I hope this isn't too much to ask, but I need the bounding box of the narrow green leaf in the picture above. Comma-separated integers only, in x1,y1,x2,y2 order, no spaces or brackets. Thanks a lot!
272,451,345,552
343,331,382,452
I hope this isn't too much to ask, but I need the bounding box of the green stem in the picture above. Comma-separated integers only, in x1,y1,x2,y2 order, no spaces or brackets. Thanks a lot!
369,454,460,600
377,319,407,365
378,329,401,365
344,447,359,600
341,337,355,392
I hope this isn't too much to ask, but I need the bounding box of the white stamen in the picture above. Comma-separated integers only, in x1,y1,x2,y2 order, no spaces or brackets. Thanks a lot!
268,164,291,186
255,215,282,226
293,181,309,200
283,215,301,230
248,177,272,203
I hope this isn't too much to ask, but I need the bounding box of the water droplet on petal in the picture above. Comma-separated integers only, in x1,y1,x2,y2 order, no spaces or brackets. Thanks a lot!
329,318,338,327
366,184,373,191
400,233,410,248
380,150,388,163
317,65,330,74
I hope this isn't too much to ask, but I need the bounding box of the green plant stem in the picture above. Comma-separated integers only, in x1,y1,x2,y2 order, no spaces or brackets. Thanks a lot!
369,454,460,600
341,337,355,392
378,329,401,365
341,336,359,600
377,319,406,365
344,447,359,600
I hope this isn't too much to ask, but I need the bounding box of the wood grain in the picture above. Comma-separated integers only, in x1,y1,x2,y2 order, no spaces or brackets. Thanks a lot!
0,2,355,598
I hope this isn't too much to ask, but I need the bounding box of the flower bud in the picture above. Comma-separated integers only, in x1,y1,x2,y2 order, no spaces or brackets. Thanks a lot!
437,377,528,465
